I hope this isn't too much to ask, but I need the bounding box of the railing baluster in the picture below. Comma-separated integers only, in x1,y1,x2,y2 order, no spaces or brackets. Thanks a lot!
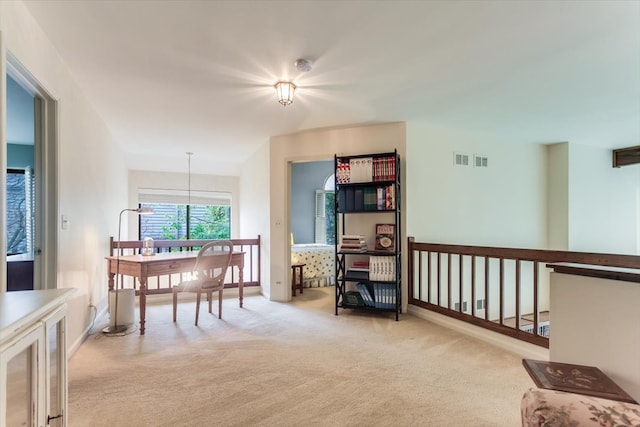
459,254,463,312
426,251,431,304
485,256,489,321
471,255,476,317
246,244,252,283
447,253,452,309
437,252,441,306
417,250,422,301
405,237,640,348
499,258,504,326
515,259,521,332
533,261,539,337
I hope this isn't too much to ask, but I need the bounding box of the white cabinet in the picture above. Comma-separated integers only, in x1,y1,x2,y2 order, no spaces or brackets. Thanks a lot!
1,289,75,427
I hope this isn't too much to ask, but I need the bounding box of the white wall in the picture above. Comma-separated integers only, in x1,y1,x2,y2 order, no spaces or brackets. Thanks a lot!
127,169,240,239
568,143,640,255
269,123,406,303
550,272,640,401
1,1,128,352
546,143,569,250
406,122,547,249
239,142,270,296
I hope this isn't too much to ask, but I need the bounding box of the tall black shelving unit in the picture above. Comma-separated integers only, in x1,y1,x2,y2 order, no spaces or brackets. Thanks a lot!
334,150,401,321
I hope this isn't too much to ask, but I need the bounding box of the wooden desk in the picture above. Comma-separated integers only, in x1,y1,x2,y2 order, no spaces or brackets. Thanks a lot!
106,251,245,335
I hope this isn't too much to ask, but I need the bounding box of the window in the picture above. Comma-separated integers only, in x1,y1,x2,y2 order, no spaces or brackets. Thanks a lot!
6,168,34,255
139,203,231,240
314,174,336,245
138,189,231,240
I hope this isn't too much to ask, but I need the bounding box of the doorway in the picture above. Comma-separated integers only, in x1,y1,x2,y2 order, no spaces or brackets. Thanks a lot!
289,160,336,296
5,55,58,291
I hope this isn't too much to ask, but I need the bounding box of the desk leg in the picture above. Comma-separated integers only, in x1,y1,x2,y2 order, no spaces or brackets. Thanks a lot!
139,278,147,335
107,272,115,292
239,268,244,308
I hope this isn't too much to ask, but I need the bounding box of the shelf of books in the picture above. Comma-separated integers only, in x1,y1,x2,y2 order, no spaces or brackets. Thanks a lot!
334,150,401,321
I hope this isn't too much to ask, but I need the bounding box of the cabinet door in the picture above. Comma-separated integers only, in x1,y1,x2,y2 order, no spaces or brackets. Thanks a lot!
0,324,45,427
43,306,67,427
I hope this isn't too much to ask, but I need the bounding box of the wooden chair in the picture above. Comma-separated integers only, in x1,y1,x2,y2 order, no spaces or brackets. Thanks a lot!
172,240,234,326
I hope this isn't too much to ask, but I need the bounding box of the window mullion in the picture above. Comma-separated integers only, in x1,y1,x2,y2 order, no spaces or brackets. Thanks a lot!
186,204,191,240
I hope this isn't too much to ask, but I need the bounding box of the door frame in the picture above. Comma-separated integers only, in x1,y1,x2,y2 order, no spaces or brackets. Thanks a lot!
4,53,58,291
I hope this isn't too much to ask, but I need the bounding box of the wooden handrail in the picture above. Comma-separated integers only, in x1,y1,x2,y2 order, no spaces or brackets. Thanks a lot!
408,237,640,348
409,241,640,269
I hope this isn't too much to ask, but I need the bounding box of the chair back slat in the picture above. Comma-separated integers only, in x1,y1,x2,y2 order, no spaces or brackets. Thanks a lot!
195,241,234,290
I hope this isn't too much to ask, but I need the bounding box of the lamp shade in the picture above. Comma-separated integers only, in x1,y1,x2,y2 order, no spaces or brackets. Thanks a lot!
275,81,296,106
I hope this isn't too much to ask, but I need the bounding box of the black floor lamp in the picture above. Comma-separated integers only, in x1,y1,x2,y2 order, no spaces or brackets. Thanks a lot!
103,207,154,335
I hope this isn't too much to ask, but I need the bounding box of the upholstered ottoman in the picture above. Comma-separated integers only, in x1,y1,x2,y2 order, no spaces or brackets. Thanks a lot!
521,387,640,426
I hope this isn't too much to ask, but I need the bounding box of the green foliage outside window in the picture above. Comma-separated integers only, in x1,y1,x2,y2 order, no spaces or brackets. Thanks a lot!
140,203,230,241
190,205,231,239
325,192,336,245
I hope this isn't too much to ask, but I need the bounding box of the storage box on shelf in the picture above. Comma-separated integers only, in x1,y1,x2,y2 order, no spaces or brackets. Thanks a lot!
334,150,401,320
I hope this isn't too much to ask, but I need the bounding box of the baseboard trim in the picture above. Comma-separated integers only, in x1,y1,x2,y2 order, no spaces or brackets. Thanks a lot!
69,304,108,358
407,305,549,360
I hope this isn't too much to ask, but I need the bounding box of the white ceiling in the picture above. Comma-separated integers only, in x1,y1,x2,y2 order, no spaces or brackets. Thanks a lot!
21,0,640,175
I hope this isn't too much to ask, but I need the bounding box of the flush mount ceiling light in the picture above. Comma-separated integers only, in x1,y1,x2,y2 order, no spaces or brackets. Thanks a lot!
275,81,296,106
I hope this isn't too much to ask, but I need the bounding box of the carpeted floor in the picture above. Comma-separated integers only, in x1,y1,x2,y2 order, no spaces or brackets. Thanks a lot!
68,287,533,426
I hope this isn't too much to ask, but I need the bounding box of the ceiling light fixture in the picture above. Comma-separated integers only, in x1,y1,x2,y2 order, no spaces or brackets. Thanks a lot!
275,81,296,106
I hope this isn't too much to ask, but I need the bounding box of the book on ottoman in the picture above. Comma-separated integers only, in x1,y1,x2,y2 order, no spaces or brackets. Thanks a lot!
522,359,637,403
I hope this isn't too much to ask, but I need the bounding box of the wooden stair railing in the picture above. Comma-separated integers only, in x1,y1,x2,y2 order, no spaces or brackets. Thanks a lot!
408,237,640,348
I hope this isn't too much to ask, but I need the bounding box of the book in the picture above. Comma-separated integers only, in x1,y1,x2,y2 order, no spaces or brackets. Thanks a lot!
369,256,395,281
522,359,637,403
346,270,369,281
340,235,367,252
349,157,373,183
385,184,395,210
364,187,377,211
372,283,395,309
354,188,364,211
373,156,396,182
356,283,374,307
374,223,395,252
375,185,395,210
343,291,365,307
344,188,355,211
350,260,370,272
336,160,350,184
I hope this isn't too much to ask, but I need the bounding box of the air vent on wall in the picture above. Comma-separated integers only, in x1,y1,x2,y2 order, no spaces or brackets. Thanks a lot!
474,155,488,168
454,152,469,167
454,301,468,312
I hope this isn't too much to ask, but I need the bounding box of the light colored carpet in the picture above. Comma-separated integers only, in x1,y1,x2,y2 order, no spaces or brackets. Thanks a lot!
68,287,533,426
